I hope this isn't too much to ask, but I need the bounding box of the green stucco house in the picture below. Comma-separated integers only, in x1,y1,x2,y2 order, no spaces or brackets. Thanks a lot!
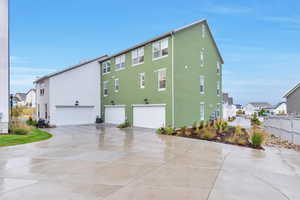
99,19,224,128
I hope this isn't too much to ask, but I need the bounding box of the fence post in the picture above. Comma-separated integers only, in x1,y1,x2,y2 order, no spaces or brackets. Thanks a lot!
290,116,294,144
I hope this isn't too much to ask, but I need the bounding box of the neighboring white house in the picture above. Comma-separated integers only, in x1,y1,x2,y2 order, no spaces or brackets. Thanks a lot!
35,55,107,126
25,89,36,108
0,0,9,133
244,102,272,115
14,93,26,107
222,93,236,120
272,102,287,115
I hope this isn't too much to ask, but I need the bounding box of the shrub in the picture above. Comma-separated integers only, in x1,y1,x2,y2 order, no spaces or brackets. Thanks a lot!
251,113,261,126
180,126,187,135
26,117,37,126
165,126,175,135
201,128,217,140
214,119,228,133
12,128,29,135
234,125,245,136
156,127,165,134
117,121,130,128
251,132,264,148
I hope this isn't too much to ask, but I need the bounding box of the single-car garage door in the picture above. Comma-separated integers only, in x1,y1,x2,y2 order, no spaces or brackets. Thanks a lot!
105,105,126,124
133,104,166,128
53,106,95,126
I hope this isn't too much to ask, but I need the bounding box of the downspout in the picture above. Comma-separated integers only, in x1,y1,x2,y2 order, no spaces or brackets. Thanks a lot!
171,32,175,127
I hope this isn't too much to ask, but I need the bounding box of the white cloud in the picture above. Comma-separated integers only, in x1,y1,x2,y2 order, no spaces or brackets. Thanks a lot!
262,16,300,24
205,5,252,15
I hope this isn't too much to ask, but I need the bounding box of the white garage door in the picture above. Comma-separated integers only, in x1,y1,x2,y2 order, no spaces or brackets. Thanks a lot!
53,106,95,126
133,104,166,129
105,105,126,124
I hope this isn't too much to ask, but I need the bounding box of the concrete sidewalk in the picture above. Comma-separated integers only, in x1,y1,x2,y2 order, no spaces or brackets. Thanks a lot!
0,124,299,199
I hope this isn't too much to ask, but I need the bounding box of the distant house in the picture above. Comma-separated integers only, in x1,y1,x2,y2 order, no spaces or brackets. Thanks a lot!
222,93,236,119
283,83,300,115
25,89,36,108
14,93,26,107
272,102,287,115
244,102,272,115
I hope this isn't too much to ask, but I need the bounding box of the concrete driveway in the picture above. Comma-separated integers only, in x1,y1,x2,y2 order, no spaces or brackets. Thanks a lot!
0,124,300,200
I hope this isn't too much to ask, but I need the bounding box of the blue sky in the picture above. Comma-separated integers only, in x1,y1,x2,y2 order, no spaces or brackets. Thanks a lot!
10,0,300,105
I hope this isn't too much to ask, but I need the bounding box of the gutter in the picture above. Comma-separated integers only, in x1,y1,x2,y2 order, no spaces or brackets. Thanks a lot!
171,32,175,127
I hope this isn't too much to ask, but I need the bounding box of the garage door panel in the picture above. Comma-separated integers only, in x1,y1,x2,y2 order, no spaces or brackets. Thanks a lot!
133,105,165,129
105,106,125,124
53,107,95,126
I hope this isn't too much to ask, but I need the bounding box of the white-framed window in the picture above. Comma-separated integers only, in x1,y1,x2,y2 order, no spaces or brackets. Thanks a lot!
132,47,144,66
217,80,221,96
216,103,221,118
40,89,45,96
103,81,109,96
200,76,205,94
200,102,205,121
139,72,145,88
115,54,126,70
217,61,221,74
114,79,119,92
202,24,206,38
158,69,166,91
102,61,111,74
200,50,204,67
153,38,168,60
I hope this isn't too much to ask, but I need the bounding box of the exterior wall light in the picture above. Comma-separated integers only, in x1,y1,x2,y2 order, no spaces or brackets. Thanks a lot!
75,100,79,106
111,100,115,105
144,98,149,104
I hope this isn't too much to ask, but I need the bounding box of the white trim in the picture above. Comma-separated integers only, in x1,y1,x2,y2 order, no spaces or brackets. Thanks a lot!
132,62,144,67
200,75,205,95
152,38,169,61
104,104,126,108
132,104,166,107
157,68,167,92
153,54,168,61
139,72,145,89
171,34,175,127
103,80,109,97
200,102,205,121
114,78,119,92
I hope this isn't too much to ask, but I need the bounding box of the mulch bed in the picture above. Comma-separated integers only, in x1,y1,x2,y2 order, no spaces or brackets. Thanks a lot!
265,134,300,152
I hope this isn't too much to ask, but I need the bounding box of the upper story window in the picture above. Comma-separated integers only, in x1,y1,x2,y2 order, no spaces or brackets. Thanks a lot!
216,103,221,118
202,24,206,38
40,89,45,96
217,81,221,96
114,79,119,92
217,61,221,74
139,72,145,88
115,55,126,70
103,81,109,96
132,47,144,66
103,61,111,74
200,49,204,67
199,76,205,94
158,69,166,91
153,38,168,60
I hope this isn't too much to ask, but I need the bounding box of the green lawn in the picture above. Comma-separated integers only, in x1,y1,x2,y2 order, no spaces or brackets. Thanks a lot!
0,128,52,147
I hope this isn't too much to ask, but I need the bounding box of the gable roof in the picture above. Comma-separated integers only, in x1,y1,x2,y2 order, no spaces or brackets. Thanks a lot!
283,82,300,98
247,102,272,108
99,19,224,64
274,102,286,109
26,88,36,95
15,93,26,101
34,55,108,83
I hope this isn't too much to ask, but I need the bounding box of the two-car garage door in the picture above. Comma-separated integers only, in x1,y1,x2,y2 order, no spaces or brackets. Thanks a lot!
105,104,166,129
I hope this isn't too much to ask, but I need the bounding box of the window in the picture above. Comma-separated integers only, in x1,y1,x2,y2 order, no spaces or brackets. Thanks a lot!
115,55,125,70
216,103,221,118
217,61,221,74
114,79,119,92
139,72,145,88
217,81,220,96
200,50,204,67
103,81,109,96
153,38,168,60
158,69,166,91
103,61,111,74
200,76,205,94
132,47,144,66
202,24,206,38
200,102,205,121
45,104,48,119
38,104,40,118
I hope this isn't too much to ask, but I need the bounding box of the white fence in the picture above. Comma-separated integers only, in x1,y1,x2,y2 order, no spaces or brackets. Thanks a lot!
264,116,300,145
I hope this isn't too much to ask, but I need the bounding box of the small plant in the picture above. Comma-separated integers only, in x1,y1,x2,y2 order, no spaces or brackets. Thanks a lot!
214,119,228,133
234,125,244,136
156,127,165,134
251,113,261,126
12,128,29,135
251,132,264,148
165,126,175,135
180,126,187,135
26,117,37,126
117,121,130,128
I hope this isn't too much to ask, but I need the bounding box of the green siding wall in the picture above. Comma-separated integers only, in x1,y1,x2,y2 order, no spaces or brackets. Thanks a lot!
101,38,173,126
173,22,222,127
100,21,222,128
